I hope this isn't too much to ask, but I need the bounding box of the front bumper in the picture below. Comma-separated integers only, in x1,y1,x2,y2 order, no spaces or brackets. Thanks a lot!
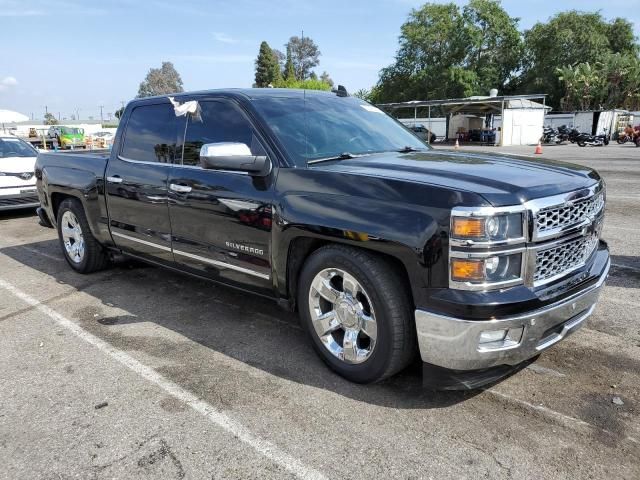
0,191,40,211
415,257,610,371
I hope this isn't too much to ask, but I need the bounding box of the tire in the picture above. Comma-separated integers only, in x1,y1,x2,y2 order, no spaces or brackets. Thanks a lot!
297,245,417,383
617,138,627,144
577,140,586,147
56,198,109,273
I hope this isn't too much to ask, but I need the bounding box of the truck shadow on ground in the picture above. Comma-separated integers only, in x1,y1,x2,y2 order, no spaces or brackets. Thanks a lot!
608,255,640,289
3,239,533,410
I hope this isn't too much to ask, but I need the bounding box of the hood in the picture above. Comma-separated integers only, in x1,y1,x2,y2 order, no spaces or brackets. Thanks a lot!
309,150,600,206
0,156,37,186
0,155,37,174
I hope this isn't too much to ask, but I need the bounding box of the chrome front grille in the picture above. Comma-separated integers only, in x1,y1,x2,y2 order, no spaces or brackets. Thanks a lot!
535,191,604,237
534,234,600,284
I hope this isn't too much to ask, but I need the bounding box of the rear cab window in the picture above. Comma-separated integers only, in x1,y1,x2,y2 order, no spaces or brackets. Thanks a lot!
121,103,184,163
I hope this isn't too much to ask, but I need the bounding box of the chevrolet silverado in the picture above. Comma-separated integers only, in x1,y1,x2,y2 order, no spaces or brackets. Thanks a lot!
34,88,610,383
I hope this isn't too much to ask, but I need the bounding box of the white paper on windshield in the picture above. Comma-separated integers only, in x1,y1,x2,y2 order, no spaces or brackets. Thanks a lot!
360,105,384,114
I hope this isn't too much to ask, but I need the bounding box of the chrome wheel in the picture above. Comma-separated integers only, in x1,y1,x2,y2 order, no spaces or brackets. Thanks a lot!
60,210,85,264
308,268,377,364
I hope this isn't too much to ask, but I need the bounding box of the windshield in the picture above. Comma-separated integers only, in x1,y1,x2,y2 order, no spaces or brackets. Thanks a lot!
60,127,83,135
251,93,428,166
0,138,38,158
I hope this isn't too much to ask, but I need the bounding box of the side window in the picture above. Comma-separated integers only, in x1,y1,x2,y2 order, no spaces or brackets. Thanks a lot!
121,103,183,163
182,100,265,166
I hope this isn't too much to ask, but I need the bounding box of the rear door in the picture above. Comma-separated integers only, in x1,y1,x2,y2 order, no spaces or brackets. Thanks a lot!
105,101,184,264
167,98,275,294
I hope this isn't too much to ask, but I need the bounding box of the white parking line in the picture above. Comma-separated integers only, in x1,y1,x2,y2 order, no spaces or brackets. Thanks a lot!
0,278,327,480
606,194,640,200
486,389,638,445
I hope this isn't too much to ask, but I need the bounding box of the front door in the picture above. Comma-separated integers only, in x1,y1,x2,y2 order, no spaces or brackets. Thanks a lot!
167,99,274,294
105,101,184,263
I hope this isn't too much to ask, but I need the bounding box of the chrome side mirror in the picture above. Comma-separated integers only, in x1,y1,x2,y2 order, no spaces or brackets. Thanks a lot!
199,142,271,176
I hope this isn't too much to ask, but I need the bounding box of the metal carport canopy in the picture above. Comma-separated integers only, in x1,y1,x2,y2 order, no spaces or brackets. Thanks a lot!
377,94,547,115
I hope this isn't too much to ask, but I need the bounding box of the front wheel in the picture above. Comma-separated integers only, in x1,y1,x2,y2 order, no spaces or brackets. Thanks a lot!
56,198,109,273
297,245,417,383
577,140,587,147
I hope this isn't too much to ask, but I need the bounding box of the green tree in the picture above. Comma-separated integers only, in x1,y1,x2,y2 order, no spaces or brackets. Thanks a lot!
137,61,184,98
287,35,321,80
283,44,296,81
557,53,640,111
271,78,332,91
520,11,637,109
255,41,279,87
373,1,521,103
353,89,372,101
43,112,58,125
463,0,523,93
320,71,334,88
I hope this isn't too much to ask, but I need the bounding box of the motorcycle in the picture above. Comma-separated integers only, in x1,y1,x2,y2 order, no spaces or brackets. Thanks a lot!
556,125,573,143
542,126,561,144
617,125,640,144
617,133,634,144
576,129,609,147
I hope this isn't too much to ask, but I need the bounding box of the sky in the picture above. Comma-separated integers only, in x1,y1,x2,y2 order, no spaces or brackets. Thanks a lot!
1,0,638,122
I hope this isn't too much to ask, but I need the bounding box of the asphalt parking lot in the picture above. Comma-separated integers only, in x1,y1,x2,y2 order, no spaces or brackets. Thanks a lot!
1,143,639,479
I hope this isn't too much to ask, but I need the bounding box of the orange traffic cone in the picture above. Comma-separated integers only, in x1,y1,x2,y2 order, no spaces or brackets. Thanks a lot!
454,138,460,150
535,141,543,154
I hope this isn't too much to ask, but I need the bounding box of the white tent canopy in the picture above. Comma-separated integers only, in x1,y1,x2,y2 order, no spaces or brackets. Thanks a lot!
0,109,29,124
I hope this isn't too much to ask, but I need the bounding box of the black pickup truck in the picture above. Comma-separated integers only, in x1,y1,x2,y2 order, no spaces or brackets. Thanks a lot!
35,88,610,383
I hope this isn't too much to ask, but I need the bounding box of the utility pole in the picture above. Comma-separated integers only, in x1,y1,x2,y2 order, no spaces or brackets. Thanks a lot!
99,105,104,123
300,29,304,80
75,108,79,121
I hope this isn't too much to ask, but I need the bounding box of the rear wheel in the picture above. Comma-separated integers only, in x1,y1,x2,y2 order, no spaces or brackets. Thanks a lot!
56,198,109,273
297,245,417,383
577,140,586,147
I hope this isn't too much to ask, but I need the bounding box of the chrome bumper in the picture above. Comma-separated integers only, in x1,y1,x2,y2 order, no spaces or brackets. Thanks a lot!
415,259,610,371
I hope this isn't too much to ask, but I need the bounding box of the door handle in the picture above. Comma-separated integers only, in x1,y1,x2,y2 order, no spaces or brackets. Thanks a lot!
106,176,123,184
170,183,192,193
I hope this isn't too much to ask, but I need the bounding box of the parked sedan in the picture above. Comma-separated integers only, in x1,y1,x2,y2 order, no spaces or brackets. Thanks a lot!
409,124,437,144
0,135,39,211
93,131,114,142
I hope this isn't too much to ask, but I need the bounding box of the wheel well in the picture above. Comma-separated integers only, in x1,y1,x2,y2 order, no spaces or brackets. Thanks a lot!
50,193,77,221
286,237,415,312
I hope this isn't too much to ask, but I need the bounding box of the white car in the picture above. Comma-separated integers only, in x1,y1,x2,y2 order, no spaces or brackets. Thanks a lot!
0,135,39,211
93,131,114,142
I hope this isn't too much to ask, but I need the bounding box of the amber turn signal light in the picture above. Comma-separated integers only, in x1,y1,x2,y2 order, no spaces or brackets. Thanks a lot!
452,217,485,238
451,258,485,282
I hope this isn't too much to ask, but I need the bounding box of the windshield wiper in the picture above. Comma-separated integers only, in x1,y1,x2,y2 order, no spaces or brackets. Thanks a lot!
396,146,425,153
308,152,359,165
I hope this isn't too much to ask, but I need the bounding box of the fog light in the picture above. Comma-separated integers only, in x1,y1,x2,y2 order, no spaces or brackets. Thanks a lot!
479,329,507,344
478,326,524,351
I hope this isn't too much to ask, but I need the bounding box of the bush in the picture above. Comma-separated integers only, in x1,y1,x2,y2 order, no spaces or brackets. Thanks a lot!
271,78,332,91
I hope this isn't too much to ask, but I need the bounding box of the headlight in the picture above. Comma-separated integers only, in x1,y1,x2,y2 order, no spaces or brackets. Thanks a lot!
451,213,523,243
450,252,523,286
